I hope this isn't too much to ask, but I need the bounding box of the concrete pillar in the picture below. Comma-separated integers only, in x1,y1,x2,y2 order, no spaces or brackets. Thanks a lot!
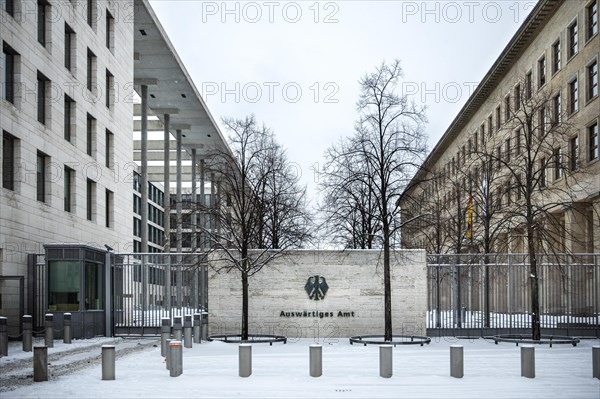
63,313,72,344
34,346,48,382
160,317,170,357
193,313,201,344
309,345,322,377
102,345,116,380
176,129,182,308
163,114,171,310
140,84,149,253
239,344,252,377
22,315,33,352
191,149,197,251
593,346,599,380
199,159,205,251
210,173,216,246
173,316,182,341
0,316,7,356
521,346,535,378
183,315,192,348
169,341,183,377
379,345,393,378
44,314,54,348
450,345,464,378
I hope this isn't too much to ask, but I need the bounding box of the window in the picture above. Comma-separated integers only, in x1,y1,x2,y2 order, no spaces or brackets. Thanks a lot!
86,178,95,221
588,60,598,100
487,115,492,136
2,0,14,16
64,166,74,212
48,261,80,311
105,189,113,228
540,157,547,188
473,132,478,152
87,49,96,92
64,95,74,142
525,71,532,99
552,93,561,126
87,0,96,28
538,56,546,88
569,78,579,114
553,148,562,180
2,131,16,190
495,106,501,130
570,136,579,171
539,107,547,137
515,129,521,156
587,0,598,40
505,138,511,163
504,95,511,121
86,113,96,157
496,146,501,170
106,10,114,50
37,151,47,202
37,1,49,47
37,72,49,125
590,122,599,161
2,42,17,104
552,40,561,74
105,129,113,168
514,84,521,110
64,24,75,71
84,261,103,310
480,124,485,146
105,69,113,108
568,21,579,58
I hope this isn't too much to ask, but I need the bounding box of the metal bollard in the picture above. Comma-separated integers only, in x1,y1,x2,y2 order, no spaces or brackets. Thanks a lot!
193,313,201,344
33,346,48,382
44,314,54,348
63,313,72,344
165,339,172,370
173,316,182,341
160,318,171,357
521,345,535,378
309,344,322,377
593,346,600,380
379,345,393,378
23,315,33,352
450,345,464,378
201,312,208,341
102,345,116,380
169,341,183,377
0,316,7,357
239,344,252,377
183,315,192,348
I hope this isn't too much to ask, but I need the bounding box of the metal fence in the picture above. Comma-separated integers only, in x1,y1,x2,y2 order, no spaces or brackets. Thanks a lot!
112,253,208,336
426,253,600,337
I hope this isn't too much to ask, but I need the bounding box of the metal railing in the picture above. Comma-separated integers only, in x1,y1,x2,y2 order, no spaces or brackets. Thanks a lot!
427,253,600,336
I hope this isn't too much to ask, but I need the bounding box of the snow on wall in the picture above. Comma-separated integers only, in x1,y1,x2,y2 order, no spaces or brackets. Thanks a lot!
208,249,427,338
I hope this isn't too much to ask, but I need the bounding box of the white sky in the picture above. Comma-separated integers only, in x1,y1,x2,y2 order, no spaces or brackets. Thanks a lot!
148,0,538,206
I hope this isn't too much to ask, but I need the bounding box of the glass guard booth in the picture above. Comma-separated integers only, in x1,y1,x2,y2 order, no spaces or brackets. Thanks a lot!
44,244,111,339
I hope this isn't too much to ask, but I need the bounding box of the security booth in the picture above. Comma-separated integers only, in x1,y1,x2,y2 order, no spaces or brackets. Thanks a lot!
44,244,111,339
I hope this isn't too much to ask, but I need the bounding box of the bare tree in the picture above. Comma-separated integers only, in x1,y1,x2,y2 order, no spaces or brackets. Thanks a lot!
203,115,311,340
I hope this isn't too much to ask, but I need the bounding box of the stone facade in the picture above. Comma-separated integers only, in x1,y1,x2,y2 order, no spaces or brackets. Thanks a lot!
208,250,427,339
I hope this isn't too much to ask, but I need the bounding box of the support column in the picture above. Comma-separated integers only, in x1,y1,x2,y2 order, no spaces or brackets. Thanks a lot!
140,84,149,253
176,129,182,308
199,159,205,251
191,149,198,311
163,114,172,311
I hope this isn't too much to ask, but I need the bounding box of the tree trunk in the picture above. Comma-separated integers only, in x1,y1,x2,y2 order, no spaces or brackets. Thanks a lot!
526,226,541,340
383,220,392,341
241,270,249,341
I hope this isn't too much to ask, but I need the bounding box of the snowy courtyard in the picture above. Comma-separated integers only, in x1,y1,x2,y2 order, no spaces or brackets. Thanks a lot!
1,336,599,398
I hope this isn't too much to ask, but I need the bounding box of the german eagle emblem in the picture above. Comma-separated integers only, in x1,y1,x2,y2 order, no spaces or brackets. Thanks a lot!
305,275,328,300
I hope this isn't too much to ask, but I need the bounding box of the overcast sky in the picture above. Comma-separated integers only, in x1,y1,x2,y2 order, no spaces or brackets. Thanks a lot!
148,0,537,206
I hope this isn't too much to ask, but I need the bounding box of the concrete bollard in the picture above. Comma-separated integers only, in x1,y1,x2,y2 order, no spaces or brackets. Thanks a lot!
0,316,7,357
33,346,48,382
23,315,33,352
201,313,208,341
169,341,183,377
165,339,172,370
193,313,201,344
160,318,171,357
63,313,72,344
521,345,535,378
173,316,182,341
309,344,322,377
593,346,600,380
44,314,54,348
450,345,464,378
379,345,393,378
183,315,192,348
239,344,252,377
102,345,116,380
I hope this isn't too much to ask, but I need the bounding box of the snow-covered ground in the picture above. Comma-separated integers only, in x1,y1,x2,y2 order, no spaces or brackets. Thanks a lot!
2,336,599,398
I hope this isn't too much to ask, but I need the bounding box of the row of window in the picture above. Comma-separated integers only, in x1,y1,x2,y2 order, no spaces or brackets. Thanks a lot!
132,217,163,246
2,130,114,225
133,172,165,207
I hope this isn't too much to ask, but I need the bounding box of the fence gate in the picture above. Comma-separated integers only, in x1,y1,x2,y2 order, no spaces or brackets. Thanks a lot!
112,253,208,336
426,253,600,337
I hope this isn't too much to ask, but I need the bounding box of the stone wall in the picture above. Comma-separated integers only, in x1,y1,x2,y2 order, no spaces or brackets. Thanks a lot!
208,249,427,339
